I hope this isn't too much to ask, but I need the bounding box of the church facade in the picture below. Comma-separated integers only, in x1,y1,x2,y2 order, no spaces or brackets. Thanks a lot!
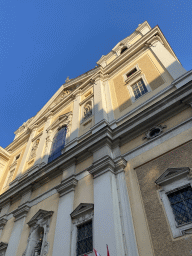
0,21,192,256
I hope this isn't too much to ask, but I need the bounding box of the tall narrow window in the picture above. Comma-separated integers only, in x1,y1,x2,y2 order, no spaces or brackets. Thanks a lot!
48,126,67,163
132,79,148,100
76,221,93,256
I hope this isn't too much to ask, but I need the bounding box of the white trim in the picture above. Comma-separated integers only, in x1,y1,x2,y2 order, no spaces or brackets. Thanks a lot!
159,176,192,238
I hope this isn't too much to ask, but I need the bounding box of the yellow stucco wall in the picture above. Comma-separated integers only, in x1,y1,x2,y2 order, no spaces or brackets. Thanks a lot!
73,174,94,209
31,174,62,200
109,50,173,120
76,157,93,174
0,143,27,194
120,107,192,155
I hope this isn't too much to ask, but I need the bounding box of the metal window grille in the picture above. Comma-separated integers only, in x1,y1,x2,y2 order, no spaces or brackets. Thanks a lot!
168,186,192,225
76,221,93,256
48,126,67,163
132,79,148,100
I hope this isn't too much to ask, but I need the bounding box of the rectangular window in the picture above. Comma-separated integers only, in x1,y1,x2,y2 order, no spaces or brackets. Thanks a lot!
76,221,93,256
132,79,148,100
168,186,192,226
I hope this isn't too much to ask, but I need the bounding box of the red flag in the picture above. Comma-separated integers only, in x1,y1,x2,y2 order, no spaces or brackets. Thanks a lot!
84,255,88,256
107,244,110,256
93,248,101,256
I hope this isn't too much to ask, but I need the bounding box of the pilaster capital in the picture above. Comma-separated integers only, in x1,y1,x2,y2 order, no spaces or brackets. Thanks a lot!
57,175,78,197
88,155,115,178
145,35,164,48
12,202,31,222
114,156,127,174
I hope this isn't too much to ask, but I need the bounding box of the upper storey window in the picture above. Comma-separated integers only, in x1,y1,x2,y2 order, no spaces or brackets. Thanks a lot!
123,65,151,103
48,126,67,163
132,79,148,100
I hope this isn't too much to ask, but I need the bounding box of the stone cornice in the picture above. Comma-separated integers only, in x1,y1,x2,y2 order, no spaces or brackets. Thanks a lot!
0,80,192,205
12,203,31,222
0,217,8,230
56,175,78,197
0,147,10,161
0,242,8,252
104,26,179,76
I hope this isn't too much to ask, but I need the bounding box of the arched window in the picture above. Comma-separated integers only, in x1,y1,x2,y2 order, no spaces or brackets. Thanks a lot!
48,126,67,163
121,47,128,54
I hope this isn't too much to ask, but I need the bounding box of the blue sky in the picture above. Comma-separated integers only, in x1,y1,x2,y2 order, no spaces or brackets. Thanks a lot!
0,0,191,148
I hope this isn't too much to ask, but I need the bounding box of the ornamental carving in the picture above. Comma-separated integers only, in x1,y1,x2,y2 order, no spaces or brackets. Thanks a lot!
22,210,53,256
28,139,40,161
83,101,92,120
143,124,167,140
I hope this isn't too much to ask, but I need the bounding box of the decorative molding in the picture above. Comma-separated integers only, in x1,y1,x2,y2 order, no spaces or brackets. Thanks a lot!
12,203,31,222
0,242,8,256
46,112,73,132
27,209,53,227
143,124,167,140
56,175,78,197
155,167,190,186
88,156,115,178
71,203,94,220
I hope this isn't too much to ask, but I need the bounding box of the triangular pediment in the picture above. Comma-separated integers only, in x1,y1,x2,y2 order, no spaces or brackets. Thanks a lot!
155,167,190,186
71,203,94,219
27,209,53,227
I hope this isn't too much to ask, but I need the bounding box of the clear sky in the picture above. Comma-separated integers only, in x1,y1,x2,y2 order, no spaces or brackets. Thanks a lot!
0,0,191,148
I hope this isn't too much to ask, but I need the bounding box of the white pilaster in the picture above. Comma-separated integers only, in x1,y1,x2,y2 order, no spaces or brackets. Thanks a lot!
93,78,108,126
52,176,78,256
89,156,125,256
115,158,139,256
70,92,81,142
150,40,186,80
17,128,37,176
5,204,30,256
104,81,116,125
35,116,52,166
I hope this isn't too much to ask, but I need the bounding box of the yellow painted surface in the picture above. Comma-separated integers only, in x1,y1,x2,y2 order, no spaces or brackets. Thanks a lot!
0,143,27,195
8,199,21,213
73,174,94,209
52,103,73,123
129,34,142,45
0,217,15,243
81,88,93,101
109,50,173,120
16,193,59,256
120,107,192,156
31,174,62,200
76,156,93,174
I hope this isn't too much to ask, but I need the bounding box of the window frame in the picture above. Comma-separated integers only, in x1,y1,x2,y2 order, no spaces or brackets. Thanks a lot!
159,175,192,238
123,65,151,103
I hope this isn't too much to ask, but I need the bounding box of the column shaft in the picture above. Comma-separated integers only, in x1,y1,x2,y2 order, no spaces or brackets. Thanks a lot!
70,94,81,141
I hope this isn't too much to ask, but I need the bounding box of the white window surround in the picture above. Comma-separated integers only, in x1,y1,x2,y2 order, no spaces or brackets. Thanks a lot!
156,167,192,238
70,203,94,256
123,65,151,103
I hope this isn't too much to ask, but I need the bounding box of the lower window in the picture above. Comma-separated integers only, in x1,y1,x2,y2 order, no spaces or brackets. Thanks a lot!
167,186,192,226
76,221,93,256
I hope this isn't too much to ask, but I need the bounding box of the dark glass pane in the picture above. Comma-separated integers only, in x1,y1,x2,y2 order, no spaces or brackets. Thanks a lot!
168,186,192,225
48,127,67,163
76,221,93,256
